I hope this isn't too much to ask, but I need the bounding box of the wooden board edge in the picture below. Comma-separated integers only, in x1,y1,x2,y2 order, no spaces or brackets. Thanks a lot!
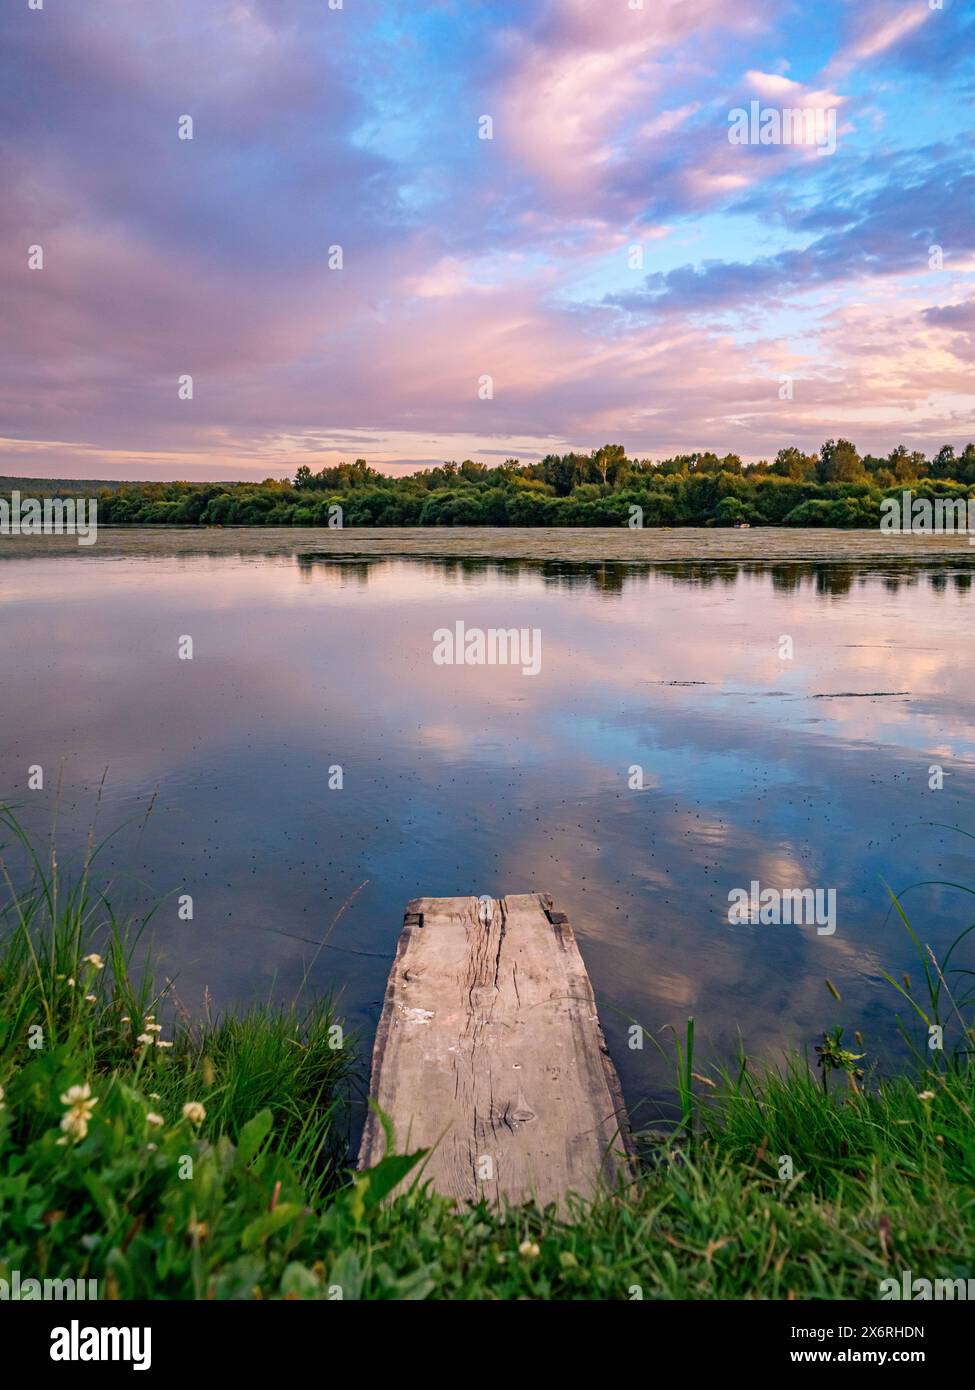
358,893,638,1193
356,898,425,1170
538,893,639,1183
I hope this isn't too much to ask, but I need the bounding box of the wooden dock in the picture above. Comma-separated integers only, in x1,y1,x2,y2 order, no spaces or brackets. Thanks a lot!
358,894,634,1208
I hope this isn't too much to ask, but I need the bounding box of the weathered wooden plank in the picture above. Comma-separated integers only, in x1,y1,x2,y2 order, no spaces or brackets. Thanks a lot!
358,894,634,1208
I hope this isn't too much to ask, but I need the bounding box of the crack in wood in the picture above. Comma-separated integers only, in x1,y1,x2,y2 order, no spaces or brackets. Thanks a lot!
358,894,634,1208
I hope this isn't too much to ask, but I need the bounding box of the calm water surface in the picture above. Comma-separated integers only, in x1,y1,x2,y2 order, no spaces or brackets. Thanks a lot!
2,549,974,1124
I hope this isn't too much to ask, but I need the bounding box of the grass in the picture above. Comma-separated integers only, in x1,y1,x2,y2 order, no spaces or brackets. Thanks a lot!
1,807,973,1300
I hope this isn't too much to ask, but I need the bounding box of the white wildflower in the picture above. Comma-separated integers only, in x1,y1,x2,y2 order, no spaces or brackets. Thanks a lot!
59,1083,98,1142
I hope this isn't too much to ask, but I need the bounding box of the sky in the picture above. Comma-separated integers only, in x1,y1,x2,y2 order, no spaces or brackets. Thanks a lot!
2,0,974,481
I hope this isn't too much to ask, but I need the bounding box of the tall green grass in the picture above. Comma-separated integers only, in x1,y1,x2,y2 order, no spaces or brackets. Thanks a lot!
0,807,353,1203
1,806,972,1299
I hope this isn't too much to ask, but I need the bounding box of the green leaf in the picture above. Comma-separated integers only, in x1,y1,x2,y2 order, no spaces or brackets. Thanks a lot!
280,1262,320,1299
359,1149,427,1210
328,1249,364,1300
236,1108,273,1167
240,1202,305,1250
394,1266,437,1300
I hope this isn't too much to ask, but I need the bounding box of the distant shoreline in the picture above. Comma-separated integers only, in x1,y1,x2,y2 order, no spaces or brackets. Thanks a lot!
2,525,975,564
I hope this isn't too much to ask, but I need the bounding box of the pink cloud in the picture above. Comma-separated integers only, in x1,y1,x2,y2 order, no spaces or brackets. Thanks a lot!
2,0,972,479
494,0,766,205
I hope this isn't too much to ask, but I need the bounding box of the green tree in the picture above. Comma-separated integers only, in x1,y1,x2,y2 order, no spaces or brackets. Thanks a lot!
817,438,863,484
958,444,975,483
592,444,626,486
933,445,956,479
772,447,808,479
542,453,587,496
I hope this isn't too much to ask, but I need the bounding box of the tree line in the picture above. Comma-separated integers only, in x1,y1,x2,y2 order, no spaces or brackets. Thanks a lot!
59,439,975,528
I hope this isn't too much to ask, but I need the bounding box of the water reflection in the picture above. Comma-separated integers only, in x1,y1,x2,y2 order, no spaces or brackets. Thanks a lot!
1,550,973,1130
294,551,975,598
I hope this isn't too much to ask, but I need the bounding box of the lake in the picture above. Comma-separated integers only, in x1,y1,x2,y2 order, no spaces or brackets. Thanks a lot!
2,538,974,1130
